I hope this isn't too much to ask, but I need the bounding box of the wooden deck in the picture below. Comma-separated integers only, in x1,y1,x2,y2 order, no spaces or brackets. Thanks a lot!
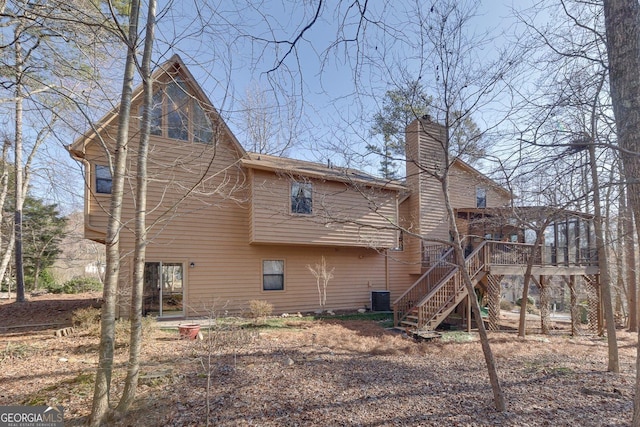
394,240,600,333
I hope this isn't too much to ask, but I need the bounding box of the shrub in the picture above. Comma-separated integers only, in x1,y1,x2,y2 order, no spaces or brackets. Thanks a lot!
515,296,535,307
248,300,273,323
45,282,65,294
61,277,103,294
34,270,56,291
499,299,514,311
114,316,156,343
72,307,101,333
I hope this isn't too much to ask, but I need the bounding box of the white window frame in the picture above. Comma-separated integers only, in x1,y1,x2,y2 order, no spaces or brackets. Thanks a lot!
262,260,285,291
95,164,112,194
291,181,313,215
476,187,487,208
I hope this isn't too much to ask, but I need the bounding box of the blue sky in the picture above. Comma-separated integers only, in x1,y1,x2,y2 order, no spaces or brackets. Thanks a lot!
45,0,541,211
165,1,535,162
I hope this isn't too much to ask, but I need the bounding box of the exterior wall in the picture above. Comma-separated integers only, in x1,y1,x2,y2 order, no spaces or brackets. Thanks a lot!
405,118,510,246
138,243,389,316
449,166,510,209
75,67,512,318
249,169,398,248
406,119,450,244
78,78,402,317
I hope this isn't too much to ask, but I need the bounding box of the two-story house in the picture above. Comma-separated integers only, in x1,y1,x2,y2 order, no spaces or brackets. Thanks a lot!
69,55,600,333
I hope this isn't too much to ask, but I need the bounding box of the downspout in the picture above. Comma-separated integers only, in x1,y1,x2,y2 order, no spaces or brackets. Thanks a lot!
385,249,389,291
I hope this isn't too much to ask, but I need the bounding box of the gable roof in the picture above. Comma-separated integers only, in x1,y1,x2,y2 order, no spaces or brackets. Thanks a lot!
68,54,246,159
241,152,406,191
452,158,512,199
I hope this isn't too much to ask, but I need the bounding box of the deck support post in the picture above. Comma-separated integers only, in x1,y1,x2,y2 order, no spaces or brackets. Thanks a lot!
567,275,580,336
597,275,604,335
584,274,600,335
538,275,550,334
467,294,472,332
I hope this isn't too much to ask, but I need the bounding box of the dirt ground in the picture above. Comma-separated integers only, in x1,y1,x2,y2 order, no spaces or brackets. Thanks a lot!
0,292,637,426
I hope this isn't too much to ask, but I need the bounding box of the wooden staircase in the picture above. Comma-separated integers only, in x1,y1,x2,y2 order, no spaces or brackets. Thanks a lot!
393,241,487,334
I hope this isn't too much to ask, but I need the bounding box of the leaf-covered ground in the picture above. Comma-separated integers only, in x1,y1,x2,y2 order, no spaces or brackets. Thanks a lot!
0,293,636,426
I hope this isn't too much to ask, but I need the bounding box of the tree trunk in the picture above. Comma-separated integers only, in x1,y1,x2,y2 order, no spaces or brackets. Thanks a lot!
624,170,638,332
518,227,547,338
585,76,619,372
616,185,627,324
89,2,142,425
442,172,505,412
568,276,580,336
0,140,12,288
538,276,550,335
116,0,156,414
14,22,25,303
0,231,15,293
602,0,640,420
33,259,41,291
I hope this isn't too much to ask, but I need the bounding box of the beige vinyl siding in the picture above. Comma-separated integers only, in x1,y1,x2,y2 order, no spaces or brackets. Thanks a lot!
249,169,398,248
77,66,513,318
82,94,399,317
406,119,450,244
405,119,511,247
448,167,510,208
184,246,388,315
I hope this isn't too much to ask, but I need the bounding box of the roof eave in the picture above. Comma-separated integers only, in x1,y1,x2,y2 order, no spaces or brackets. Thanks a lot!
241,159,405,191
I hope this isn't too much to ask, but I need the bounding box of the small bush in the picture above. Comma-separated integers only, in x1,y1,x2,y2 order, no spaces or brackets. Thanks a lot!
72,307,101,335
499,299,514,311
45,283,64,294
33,270,56,291
114,316,156,344
248,300,273,323
1,343,34,362
515,296,535,307
59,277,103,294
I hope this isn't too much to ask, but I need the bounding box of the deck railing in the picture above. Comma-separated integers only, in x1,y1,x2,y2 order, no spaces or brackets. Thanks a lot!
393,239,599,330
485,241,598,267
394,246,456,327
487,241,539,265
422,244,452,269
413,242,486,330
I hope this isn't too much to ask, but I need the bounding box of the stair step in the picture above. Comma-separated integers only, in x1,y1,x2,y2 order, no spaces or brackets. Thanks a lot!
413,330,442,340
400,320,418,327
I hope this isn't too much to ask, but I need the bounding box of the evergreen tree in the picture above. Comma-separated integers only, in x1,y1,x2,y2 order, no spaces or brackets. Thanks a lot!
369,80,431,179
21,197,66,290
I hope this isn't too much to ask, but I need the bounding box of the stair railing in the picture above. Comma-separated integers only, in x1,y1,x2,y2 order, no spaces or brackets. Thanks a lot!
392,245,456,326
411,241,487,330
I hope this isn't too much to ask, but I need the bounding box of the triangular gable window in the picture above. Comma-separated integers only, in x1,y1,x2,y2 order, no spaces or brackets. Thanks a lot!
141,77,214,144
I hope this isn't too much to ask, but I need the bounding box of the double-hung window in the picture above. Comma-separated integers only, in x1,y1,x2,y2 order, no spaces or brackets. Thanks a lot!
263,260,284,291
95,165,112,194
291,181,312,214
476,187,486,208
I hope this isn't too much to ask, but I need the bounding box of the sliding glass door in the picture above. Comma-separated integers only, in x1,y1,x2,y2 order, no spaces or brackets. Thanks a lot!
143,262,184,317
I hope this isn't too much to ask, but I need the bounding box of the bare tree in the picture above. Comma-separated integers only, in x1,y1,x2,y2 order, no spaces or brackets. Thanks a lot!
90,1,142,424
402,0,526,411
602,0,640,422
242,82,297,156
513,0,620,371
307,256,335,312
115,0,157,416
0,0,120,298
